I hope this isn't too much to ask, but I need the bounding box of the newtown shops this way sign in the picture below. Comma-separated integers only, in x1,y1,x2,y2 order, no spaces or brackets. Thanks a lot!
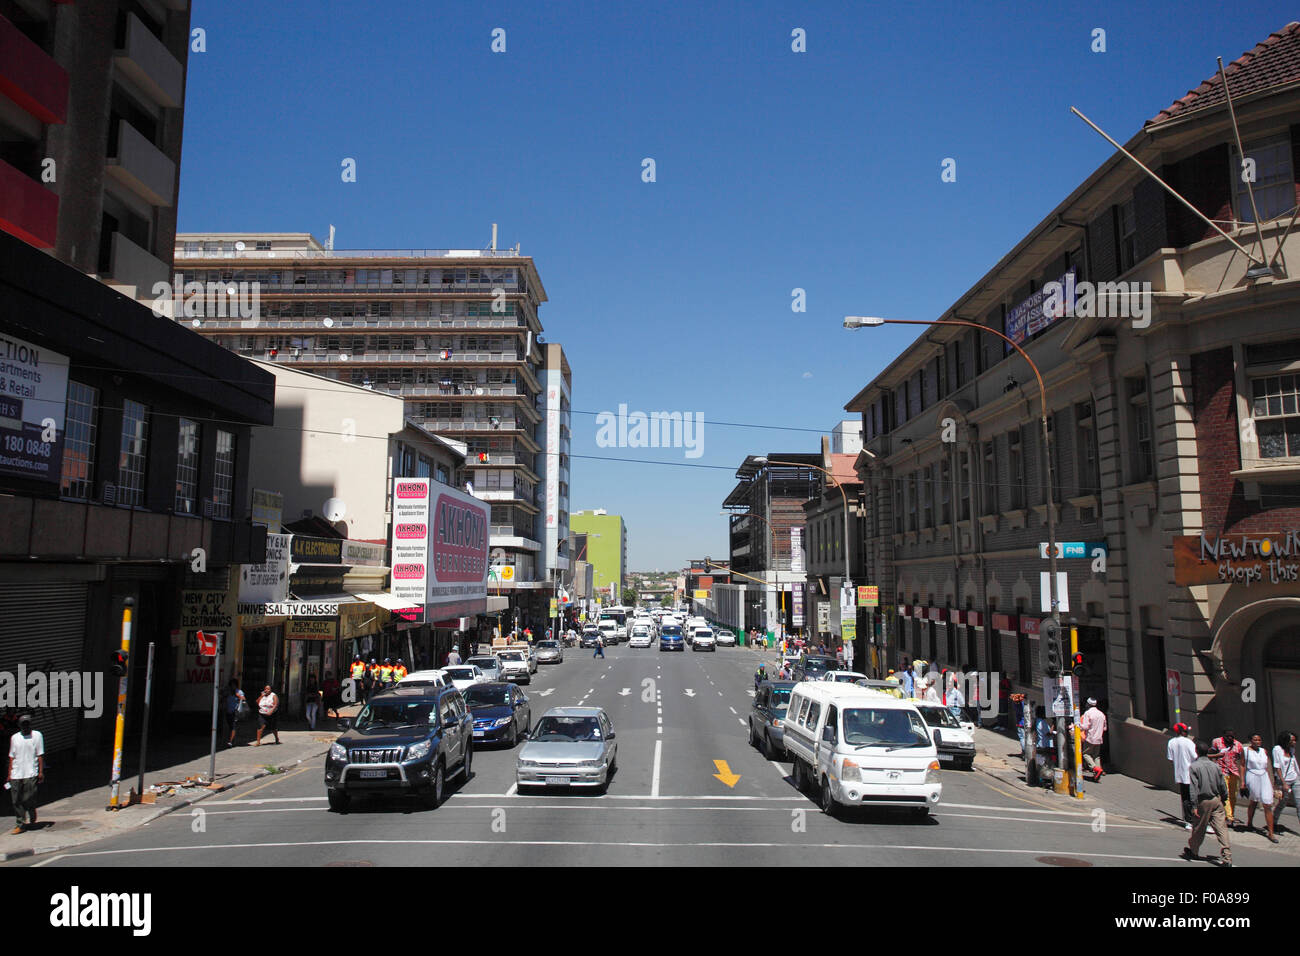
1174,532,1300,587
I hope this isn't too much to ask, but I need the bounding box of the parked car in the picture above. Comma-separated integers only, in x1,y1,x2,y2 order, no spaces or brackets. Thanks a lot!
535,640,564,664
466,655,503,682
692,627,717,651
782,682,941,818
659,623,684,651
324,685,473,812
465,681,531,747
515,706,617,792
443,665,486,691
715,630,736,647
496,650,531,684
909,701,977,770
792,654,838,682
629,625,653,648
749,680,795,758
397,669,447,689
853,678,906,699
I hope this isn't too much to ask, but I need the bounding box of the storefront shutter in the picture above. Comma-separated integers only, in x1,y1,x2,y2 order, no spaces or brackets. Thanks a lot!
0,582,90,754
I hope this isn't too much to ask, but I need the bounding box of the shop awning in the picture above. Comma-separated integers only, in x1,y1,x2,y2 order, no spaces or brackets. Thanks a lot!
353,591,422,613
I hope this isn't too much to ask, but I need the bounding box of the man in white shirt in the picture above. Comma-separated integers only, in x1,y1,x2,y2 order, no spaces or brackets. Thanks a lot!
1167,722,1197,830
7,714,44,834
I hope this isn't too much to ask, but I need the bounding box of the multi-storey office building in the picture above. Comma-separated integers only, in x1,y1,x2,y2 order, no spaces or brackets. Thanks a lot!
846,21,1300,784
538,343,572,588
173,231,555,626
802,440,866,658
569,510,627,603
1,0,190,296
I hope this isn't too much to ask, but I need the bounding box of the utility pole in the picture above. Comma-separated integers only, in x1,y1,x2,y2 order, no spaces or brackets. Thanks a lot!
107,597,133,809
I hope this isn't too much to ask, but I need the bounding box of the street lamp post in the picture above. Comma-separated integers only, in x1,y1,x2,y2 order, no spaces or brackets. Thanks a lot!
845,315,1059,787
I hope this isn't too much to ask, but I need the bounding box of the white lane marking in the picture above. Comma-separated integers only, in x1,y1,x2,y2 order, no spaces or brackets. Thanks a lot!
684,689,695,697
210,796,328,805
941,801,1101,817
657,726,662,734
600,674,606,680
657,716,662,724
941,811,1160,830
587,688,594,694
651,740,662,798
729,706,737,714
769,760,788,777
619,688,631,696
539,688,555,697
505,782,518,797
737,718,746,726
32,839,1178,863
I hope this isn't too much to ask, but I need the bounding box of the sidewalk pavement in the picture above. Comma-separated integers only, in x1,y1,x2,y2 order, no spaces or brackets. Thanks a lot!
0,706,360,863
972,725,1300,859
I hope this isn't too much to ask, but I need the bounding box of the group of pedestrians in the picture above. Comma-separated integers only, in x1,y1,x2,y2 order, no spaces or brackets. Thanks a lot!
1168,724,1295,848
222,680,284,747
346,655,409,702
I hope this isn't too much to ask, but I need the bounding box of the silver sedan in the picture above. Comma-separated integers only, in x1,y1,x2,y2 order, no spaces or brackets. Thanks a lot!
534,640,564,664
515,707,617,792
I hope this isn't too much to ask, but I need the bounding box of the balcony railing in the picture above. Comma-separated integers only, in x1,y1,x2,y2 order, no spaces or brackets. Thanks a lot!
204,316,526,331
175,248,528,260
265,350,521,364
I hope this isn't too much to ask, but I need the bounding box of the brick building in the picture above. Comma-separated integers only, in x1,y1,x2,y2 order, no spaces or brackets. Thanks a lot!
846,21,1300,784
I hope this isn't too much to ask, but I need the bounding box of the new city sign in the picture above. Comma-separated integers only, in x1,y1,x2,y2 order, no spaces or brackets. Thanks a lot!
1174,532,1300,587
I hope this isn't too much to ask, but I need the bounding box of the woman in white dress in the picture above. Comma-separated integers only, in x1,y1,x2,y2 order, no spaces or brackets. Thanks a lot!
1243,733,1279,843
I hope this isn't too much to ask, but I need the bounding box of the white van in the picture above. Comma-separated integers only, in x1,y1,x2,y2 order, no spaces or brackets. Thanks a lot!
782,682,942,818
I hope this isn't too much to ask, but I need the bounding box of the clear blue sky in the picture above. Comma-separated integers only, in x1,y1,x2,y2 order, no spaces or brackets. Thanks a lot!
179,0,1295,570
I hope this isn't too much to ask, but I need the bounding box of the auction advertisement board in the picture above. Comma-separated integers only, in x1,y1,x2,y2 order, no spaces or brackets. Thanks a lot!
0,333,69,483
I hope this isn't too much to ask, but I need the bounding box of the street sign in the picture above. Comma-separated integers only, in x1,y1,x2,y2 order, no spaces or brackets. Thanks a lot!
1039,541,1108,559
1039,572,1069,613
1043,675,1074,717
195,630,219,656
1166,669,1181,697
857,585,879,607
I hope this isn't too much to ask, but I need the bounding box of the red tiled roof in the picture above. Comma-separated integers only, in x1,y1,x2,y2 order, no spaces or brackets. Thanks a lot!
1149,22,1300,126
828,453,860,485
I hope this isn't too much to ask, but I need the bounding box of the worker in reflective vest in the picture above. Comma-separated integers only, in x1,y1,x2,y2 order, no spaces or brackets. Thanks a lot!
379,659,394,685
349,657,366,681
393,659,408,681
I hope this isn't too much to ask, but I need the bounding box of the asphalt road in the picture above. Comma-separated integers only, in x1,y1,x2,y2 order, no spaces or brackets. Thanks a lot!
12,643,1290,868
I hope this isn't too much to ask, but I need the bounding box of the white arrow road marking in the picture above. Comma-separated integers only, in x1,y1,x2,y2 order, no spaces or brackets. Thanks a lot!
538,688,555,697
684,689,695,697
746,690,756,697
619,688,631,696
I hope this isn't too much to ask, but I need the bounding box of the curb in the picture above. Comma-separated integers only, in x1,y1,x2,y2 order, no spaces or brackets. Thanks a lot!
0,747,329,863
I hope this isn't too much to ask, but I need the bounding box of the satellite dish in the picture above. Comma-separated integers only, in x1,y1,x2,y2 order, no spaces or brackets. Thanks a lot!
235,241,246,251
323,497,347,522
323,317,334,328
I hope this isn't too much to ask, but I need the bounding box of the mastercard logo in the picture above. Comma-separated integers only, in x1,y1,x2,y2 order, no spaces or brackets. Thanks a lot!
395,523,427,538
393,564,425,578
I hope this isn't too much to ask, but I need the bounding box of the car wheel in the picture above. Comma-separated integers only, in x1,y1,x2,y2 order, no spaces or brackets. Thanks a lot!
792,759,805,791
508,721,518,748
461,745,473,782
426,761,445,808
761,732,774,760
748,720,758,748
820,776,840,817
327,791,350,813
958,757,974,771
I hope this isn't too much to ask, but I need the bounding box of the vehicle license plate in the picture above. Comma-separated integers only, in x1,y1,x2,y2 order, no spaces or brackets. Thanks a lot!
939,754,953,762
359,769,386,779
545,776,569,785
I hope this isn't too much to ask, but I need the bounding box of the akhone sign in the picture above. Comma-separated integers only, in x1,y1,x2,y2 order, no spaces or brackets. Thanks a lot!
1174,532,1300,587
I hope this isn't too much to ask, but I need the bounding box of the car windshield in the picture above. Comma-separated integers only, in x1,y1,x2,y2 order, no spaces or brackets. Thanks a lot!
918,705,962,728
538,641,558,648
531,716,603,742
802,658,834,674
467,658,497,670
354,699,436,731
498,652,523,662
445,667,475,680
661,626,681,636
464,685,509,707
842,707,931,748
771,688,792,710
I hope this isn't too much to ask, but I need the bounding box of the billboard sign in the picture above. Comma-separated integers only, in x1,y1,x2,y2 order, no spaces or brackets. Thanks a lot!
239,532,291,604
428,485,489,612
0,333,69,483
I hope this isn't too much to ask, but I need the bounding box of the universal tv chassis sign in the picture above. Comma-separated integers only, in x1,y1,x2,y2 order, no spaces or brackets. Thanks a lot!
391,479,489,621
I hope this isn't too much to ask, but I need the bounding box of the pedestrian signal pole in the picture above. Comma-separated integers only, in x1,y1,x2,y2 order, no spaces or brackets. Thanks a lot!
107,597,133,809
1070,617,1084,797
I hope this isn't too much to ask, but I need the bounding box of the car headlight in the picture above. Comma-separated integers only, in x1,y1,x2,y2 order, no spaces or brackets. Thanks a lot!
841,758,862,783
329,742,347,762
406,740,432,761
518,759,538,768
491,717,512,727
772,719,783,729
580,759,604,767
925,760,942,785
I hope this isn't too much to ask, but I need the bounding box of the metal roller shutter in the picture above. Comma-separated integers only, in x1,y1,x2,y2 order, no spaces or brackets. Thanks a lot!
0,582,90,754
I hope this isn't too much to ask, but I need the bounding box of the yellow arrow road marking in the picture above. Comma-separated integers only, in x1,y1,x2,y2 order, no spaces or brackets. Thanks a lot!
712,760,740,788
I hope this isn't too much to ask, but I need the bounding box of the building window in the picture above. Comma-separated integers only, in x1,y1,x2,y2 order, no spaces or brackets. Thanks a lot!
175,418,200,514
416,456,432,479
118,400,149,507
1048,413,1063,503
1076,400,1098,493
896,385,908,427
983,440,997,515
907,474,918,532
60,382,99,500
910,370,924,418
1232,134,1295,223
940,458,951,525
936,352,948,400
436,464,450,484
894,481,905,534
922,464,934,527
1251,374,1300,458
1009,429,1024,509
955,337,968,388
1128,376,1153,481
958,450,971,521
213,430,235,520
1118,198,1138,272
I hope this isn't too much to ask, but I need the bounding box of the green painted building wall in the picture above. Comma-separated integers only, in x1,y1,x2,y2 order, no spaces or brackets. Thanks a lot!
570,512,627,602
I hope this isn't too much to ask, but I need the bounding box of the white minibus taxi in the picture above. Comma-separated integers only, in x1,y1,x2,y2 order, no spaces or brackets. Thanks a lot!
782,682,942,818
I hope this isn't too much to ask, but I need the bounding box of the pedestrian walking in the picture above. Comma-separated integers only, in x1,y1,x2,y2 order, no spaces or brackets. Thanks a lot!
948,682,966,724
1183,740,1231,867
1167,723,1197,829
1273,731,1298,831
1210,730,1245,826
1080,697,1107,781
923,677,941,704
224,678,246,747
254,685,281,746
6,714,43,834
900,660,915,698
302,672,321,730
321,671,341,719
1243,733,1279,843
835,645,845,667
446,648,462,667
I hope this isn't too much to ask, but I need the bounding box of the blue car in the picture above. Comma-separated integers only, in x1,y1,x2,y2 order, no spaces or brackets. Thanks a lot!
464,682,531,747
659,624,684,651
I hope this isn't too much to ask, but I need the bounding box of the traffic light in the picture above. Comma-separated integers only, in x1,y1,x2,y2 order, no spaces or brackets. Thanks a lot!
109,649,128,677
1042,619,1062,676
1071,651,1087,677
